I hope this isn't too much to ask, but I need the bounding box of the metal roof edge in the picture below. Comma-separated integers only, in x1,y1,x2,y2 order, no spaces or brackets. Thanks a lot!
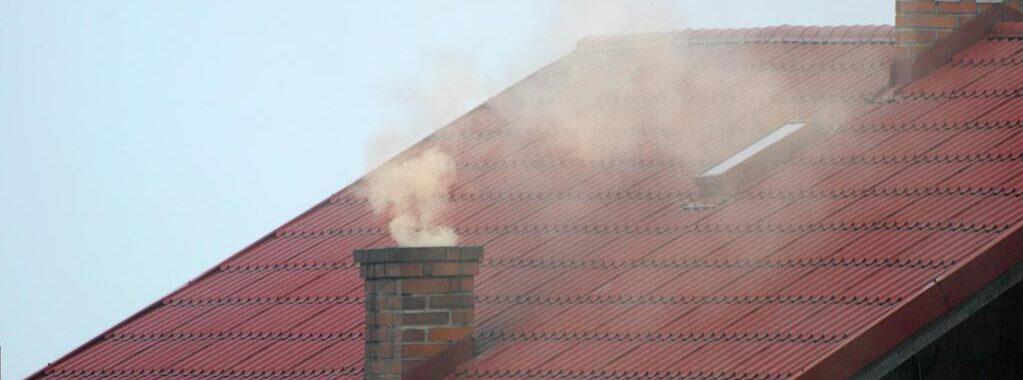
794,218,1023,379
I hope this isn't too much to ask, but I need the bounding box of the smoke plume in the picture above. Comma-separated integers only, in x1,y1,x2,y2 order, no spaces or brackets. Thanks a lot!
361,1,690,246
487,0,694,162
363,146,458,247
361,1,861,246
506,0,688,80
362,50,493,247
367,51,492,168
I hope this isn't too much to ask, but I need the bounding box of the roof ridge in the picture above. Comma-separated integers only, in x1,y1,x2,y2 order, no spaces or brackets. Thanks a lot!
575,24,895,51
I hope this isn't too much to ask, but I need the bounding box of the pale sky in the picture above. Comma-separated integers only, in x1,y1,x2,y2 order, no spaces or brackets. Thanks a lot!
0,1,891,378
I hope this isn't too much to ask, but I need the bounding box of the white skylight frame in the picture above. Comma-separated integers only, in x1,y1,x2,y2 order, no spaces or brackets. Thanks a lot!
694,121,821,198
703,122,807,177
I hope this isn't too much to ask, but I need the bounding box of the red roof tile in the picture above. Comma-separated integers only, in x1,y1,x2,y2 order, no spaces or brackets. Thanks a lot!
36,23,1023,379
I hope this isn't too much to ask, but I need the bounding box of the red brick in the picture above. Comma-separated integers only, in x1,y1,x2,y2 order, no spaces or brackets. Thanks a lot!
401,295,426,310
366,342,394,358
429,294,474,309
444,249,462,261
400,263,423,276
428,327,474,342
401,343,450,358
368,279,397,294
895,48,912,61
936,28,954,41
898,0,978,13
386,263,403,277
451,310,475,325
401,329,426,342
898,0,938,13
897,29,937,44
427,262,464,276
896,45,931,60
400,278,452,294
365,264,380,277
454,277,474,291
367,359,402,375
373,263,392,277
400,358,427,373
401,311,450,325
936,1,980,13
462,262,480,276
957,12,977,26
367,295,401,310
897,14,959,29
370,312,394,326
366,328,393,342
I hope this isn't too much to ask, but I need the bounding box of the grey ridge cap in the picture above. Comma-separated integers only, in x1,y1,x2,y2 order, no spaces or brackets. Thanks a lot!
354,246,484,264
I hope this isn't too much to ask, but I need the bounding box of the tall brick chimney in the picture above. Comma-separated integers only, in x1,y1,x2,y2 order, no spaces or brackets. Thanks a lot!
897,0,1006,60
354,247,483,380
894,0,1023,83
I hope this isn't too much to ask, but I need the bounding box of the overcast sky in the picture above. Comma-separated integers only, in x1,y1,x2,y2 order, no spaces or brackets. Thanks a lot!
0,1,891,378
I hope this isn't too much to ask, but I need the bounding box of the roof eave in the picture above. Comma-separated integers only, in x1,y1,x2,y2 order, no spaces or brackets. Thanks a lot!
853,247,1023,379
797,220,1023,379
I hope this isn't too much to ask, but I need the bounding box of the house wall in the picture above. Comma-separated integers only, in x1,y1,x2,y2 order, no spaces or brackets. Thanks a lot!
882,282,1023,379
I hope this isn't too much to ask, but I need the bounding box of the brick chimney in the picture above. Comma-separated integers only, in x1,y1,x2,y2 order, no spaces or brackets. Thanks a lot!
894,0,1023,83
354,246,483,380
897,1,1006,60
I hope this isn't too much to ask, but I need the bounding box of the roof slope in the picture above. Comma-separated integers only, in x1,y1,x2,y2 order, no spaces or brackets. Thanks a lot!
33,24,995,379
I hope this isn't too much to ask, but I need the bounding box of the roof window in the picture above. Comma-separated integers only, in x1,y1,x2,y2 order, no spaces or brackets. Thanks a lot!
695,121,822,197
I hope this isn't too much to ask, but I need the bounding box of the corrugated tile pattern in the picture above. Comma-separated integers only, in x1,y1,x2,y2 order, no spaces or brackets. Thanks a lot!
33,25,939,379
451,26,1023,379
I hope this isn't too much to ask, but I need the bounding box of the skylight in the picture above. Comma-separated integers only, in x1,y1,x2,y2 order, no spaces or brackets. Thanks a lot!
695,122,821,197
704,123,806,176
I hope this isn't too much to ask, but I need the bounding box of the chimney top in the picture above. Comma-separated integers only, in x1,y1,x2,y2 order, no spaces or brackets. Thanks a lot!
355,247,483,267
894,0,1023,84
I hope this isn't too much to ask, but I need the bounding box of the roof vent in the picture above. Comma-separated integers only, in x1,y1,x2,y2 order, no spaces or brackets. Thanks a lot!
695,121,822,197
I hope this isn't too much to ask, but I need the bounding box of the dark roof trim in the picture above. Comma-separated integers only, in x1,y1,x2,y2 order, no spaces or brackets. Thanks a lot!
797,216,1023,379
893,4,1023,86
853,243,1023,379
576,25,895,52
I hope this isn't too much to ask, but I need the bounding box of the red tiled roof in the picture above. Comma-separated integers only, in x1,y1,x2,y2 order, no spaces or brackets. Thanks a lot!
34,23,1023,379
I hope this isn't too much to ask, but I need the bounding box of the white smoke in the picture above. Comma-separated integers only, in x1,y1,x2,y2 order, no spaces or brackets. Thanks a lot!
363,146,458,247
362,1,691,246
367,51,493,168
